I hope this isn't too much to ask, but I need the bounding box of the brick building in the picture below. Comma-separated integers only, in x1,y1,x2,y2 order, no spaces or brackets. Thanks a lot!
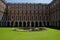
4,3,49,27
49,0,60,27
0,0,60,28
0,0,6,20
0,0,6,26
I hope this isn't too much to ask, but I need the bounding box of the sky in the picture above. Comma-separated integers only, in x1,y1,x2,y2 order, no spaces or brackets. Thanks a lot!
5,0,53,4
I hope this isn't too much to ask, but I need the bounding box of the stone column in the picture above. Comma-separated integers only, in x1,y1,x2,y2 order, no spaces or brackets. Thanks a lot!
0,22,1,27
57,22,59,27
22,21,23,27
26,21,27,27
6,21,7,27
45,21,47,26
13,21,15,27
54,22,56,27
30,22,31,28
10,21,11,27
34,21,35,27
18,21,19,27
0,22,1,26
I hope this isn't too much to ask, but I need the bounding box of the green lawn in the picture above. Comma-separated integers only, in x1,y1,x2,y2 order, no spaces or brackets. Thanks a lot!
0,28,60,40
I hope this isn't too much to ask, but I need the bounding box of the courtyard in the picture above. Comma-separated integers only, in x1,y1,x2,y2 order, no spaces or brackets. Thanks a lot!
0,27,60,40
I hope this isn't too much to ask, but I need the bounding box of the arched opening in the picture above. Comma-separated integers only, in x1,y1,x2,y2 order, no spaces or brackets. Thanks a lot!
56,22,57,27
43,22,46,26
0,22,1,27
15,22,18,27
19,22,22,27
1,22,3,27
11,22,13,27
3,22,6,27
35,22,38,27
39,22,42,27
27,22,30,27
59,21,60,27
31,22,34,27
7,22,10,27
47,22,49,26
23,22,26,27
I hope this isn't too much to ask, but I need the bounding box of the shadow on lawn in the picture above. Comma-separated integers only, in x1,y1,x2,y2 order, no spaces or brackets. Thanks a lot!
46,26,60,30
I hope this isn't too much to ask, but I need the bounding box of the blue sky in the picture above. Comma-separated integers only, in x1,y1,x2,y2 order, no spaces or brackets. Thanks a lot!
5,0,52,4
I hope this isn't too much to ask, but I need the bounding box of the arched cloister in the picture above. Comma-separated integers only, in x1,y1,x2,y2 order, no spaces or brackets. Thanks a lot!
31,22,34,27
7,21,10,27
35,22,38,27
15,22,18,27
11,21,14,27
39,22,42,27
19,22,22,27
27,22,30,27
23,22,26,27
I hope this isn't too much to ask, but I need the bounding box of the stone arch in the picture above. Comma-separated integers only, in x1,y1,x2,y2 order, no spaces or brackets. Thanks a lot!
59,21,60,27
3,22,6,27
1,22,2,27
43,21,46,26
11,21,13,27
19,22,22,27
0,22,1,27
31,22,34,27
27,22,30,27
47,22,49,26
7,21,10,27
15,22,18,27
39,22,42,27
23,22,26,27
55,21,57,27
35,22,38,27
